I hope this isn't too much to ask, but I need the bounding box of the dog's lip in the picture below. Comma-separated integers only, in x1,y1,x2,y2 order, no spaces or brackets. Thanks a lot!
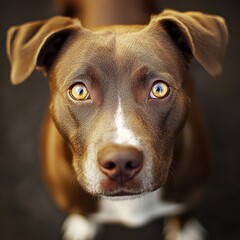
107,191,138,196
100,189,145,198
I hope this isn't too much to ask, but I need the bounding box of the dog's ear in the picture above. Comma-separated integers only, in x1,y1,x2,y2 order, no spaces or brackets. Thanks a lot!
6,16,82,85
148,9,228,77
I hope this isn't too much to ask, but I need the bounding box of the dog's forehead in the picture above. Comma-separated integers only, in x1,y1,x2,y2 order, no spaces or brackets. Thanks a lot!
53,28,185,87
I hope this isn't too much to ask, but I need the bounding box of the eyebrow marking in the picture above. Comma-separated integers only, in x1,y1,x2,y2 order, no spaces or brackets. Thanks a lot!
132,65,157,84
133,65,181,89
59,71,89,92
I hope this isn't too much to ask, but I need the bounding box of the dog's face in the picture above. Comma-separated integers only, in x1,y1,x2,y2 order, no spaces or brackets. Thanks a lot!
7,10,228,197
49,26,189,195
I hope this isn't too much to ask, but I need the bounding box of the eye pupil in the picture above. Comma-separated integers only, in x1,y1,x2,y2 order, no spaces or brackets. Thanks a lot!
155,85,163,93
75,86,84,95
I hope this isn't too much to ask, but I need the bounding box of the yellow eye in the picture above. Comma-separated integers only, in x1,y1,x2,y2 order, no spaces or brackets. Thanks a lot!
69,83,89,101
150,81,170,99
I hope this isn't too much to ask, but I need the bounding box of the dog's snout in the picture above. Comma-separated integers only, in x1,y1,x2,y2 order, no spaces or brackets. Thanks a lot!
98,145,143,183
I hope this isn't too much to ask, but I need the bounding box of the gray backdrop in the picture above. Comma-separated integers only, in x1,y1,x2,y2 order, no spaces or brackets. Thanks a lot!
1,0,240,239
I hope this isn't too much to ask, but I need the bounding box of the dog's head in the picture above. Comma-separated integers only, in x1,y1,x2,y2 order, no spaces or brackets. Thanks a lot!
7,10,228,197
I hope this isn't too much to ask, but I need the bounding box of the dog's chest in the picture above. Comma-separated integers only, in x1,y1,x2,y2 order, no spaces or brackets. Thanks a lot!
90,189,183,227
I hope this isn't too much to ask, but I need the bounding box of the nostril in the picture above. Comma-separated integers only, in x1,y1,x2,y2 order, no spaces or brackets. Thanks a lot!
125,161,133,169
125,160,139,170
103,161,116,170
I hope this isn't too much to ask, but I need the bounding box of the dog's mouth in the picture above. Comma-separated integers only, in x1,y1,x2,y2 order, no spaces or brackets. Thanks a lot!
97,177,148,197
91,170,164,198
101,189,145,197
100,192,146,201
97,182,161,198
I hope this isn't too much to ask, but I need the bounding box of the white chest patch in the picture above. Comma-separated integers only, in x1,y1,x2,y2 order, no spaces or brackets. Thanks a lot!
114,99,140,147
90,189,184,227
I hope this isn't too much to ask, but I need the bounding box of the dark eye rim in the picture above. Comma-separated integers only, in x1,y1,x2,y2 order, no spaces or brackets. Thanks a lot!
68,82,90,101
150,80,171,99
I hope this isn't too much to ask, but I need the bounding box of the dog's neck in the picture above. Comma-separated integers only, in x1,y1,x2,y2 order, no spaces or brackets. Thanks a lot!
80,0,152,27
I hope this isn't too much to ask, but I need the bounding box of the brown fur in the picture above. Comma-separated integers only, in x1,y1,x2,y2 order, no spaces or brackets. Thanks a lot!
6,6,228,236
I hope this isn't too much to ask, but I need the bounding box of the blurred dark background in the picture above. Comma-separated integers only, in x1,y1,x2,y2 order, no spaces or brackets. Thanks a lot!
1,0,240,239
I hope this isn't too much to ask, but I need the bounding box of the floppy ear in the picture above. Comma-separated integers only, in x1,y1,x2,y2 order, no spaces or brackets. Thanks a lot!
148,9,228,77
6,16,82,85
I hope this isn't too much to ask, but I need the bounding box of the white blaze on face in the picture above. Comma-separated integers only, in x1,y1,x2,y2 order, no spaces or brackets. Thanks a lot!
114,98,140,146
82,98,144,193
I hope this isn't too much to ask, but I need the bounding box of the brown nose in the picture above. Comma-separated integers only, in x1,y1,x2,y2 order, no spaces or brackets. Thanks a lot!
98,145,143,184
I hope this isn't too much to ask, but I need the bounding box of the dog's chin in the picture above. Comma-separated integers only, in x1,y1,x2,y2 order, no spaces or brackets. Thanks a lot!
99,187,162,201
97,184,161,200
101,193,145,201
101,189,145,198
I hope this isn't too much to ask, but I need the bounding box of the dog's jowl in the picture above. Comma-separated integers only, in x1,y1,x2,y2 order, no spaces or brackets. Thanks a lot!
7,8,228,240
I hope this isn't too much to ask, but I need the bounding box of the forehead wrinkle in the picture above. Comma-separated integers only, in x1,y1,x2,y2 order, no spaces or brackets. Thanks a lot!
78,34,117,79
59,71,89,92
115,34,143,69
115,33,185,88
114,33,163,76
131,64,160,84
56,34,118,90
132,64,183,89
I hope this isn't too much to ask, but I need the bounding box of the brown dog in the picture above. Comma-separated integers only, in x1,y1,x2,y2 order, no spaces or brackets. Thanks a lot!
7,8,228,240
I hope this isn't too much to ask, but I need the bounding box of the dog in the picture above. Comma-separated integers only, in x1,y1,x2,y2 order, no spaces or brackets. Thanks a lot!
6,6,228,240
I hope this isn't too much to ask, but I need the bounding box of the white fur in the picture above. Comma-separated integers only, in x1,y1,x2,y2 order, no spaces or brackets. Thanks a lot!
80,143,102,194
62,203,203,240
62,214,97,240
82,97,143,193
114,98,140,146
113,98,154,190
165,218,205,240
176,220,205,240
62,190,185,239
91,189,184,227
